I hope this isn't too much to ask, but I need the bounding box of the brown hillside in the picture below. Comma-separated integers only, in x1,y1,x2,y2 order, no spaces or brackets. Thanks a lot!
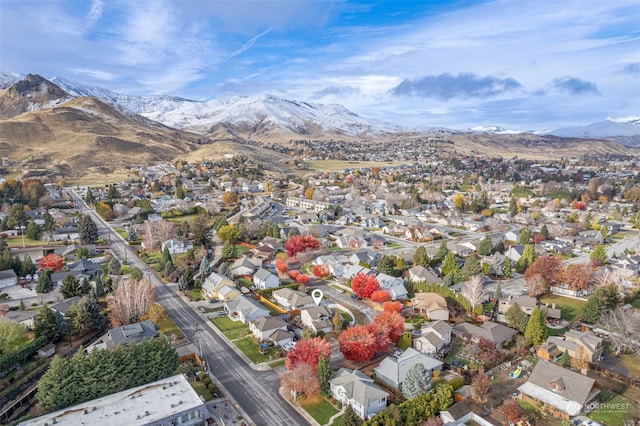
0,96,199,179
0,74,70,119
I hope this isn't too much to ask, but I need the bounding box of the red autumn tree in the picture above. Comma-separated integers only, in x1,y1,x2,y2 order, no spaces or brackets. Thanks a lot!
370,289,391,304
383,301,403,314
275,259,287,275
39,253,64,271
312,264,329,278
374,311,405,342
338,325,376,362
533,233,546,244
288,270,301,280
296,274,310,285
351,273,380,298
286,337,332,371
285,235,320,257
367,322,391,352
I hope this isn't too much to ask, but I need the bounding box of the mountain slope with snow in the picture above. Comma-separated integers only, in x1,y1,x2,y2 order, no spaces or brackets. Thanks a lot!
550,118,640,146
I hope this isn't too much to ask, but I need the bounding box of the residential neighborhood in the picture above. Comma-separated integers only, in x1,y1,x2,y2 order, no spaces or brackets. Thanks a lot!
1,153,639,426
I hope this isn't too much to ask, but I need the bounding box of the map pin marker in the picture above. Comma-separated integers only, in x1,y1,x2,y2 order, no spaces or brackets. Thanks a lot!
311,289,324,306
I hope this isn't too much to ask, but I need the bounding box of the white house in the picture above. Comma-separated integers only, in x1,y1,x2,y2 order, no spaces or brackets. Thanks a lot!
300,306,334,334
376,273,408,300
161,238,194,255
413,320,452,355
272,288,315,310
253,267,280,290
249,316,288,341
329,369,389,420
374,348,443,392
224,296,270,324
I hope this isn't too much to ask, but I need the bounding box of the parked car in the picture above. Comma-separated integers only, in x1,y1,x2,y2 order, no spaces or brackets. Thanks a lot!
411,329,422,338
393,349,403,357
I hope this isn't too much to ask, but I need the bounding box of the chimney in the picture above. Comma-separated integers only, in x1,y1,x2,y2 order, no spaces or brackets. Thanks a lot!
552,303,556,309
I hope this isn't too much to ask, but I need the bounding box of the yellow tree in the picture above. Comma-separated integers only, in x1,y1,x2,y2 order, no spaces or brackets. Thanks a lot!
304,187,315,200
453,193,465,210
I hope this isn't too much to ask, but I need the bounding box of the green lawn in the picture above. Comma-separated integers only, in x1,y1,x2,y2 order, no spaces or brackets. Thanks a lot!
546,326,567,336
330,414,344,425
234,337,278,363
233,244,252,255
211,316,245,332
619,353,640,378
301,397,340,425
632,300,640,309
539,294,586,322
5,236,58,248
156,314,185,339
188,289,204,301
589,394,636,426
224,327,247,340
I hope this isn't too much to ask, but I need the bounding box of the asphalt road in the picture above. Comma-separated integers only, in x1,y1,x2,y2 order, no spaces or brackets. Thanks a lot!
68,190,309,426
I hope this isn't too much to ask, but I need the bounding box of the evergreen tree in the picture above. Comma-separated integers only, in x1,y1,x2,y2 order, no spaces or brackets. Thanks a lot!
66,301,92,335
540,224,549,239
26,220,41,240
558,350,571,367
130,267,143,281
582,284,621,323
505,303,528,332
509,197,518,217
402,363,432,400
376,255,395,275
60,273,89,299
36,270,53,293
493,281,502,300
317,355,332,397
108,256,121,275
79,214,99,244
34,305,61,341
164,260,174,277
436,240,449,261
412,246,430,267
107,184,119,200
43,209,55,231
478,234,493,256
519,228,532,245
590,244,607,264
94,273,104,297
178,268,194,291
340,405,361,426
162,246,173,266
84,188,95,204
441,252,459,277
460,255,482,280
503,257,512,278
221,241,235,259
199,254,212,277
524,306,548,345
20,255,36,277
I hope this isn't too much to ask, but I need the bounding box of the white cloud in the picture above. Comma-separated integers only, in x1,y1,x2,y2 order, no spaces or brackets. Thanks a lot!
85,0,103,28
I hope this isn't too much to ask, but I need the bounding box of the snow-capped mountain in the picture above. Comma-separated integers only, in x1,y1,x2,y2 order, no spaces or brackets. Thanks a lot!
0,71,22,89
550,117,640,146
469,125,525,135
49,76,199,116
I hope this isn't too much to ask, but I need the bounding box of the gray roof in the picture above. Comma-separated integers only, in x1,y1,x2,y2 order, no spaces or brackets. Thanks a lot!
0,269,18,280
104,320,158,348
330,368,389,406
49,296,82,315
374,348,443,389
453,321,518,344
273,288,314,307
424,320,452,337
251,316,287,332
254,267,276,281
518,359,596,408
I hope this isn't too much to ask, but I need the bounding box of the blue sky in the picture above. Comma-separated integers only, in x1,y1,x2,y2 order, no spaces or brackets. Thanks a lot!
1,0,639,131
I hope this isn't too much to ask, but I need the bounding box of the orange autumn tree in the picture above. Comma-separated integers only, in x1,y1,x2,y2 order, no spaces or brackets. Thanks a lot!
371,290,391,304
383,301,403,314
367,321,391,352
39,253,64,271
275,259,288,275
351,273,380,298
374,311,405,342
338,325,376,362
285,337,331,371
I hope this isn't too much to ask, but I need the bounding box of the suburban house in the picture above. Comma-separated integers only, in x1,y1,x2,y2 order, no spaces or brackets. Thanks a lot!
506,245,525,262
1,309,39,330
216,285,241,302
0,269,18,289
453,321,519,349
248,316,289,342
160,238,194,255
374,348,444,392
407,265,443,285
440,401,497,426
66,258,103,279
376,273,408,300
201,272,235,300
253,267,280,290
49,296,82,318
229,255,263,277
518,359,599,419
329,368,389,420
88,320,158,351
300,305,334,334
412,292,450,321
413,320,453,355
537,330,603,364
20,374,208,426
272,288,315,310
224,296,270,324
498,295,562,321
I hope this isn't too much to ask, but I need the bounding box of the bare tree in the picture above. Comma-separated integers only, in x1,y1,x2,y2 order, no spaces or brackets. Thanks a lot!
142,219,175,250
280,362,320,399
109,277,156,325
598,307,640,356
597,268,633,293
461,275,486,313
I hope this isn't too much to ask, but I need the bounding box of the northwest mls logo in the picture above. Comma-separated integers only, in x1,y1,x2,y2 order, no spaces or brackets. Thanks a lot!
585,401,630,413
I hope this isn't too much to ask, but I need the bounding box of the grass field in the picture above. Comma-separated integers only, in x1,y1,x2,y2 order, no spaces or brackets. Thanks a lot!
211,316,245,332
539,294,586,322
300,397,340,425
189,380,216,401
234,337,277,363
589,394,637,426
304,159,411,172
5,236,59,248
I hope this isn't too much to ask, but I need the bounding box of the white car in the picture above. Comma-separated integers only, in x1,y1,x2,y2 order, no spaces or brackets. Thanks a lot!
282,342,296,352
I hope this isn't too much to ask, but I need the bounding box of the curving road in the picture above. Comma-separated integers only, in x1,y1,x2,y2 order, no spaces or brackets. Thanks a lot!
68,190,309,426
